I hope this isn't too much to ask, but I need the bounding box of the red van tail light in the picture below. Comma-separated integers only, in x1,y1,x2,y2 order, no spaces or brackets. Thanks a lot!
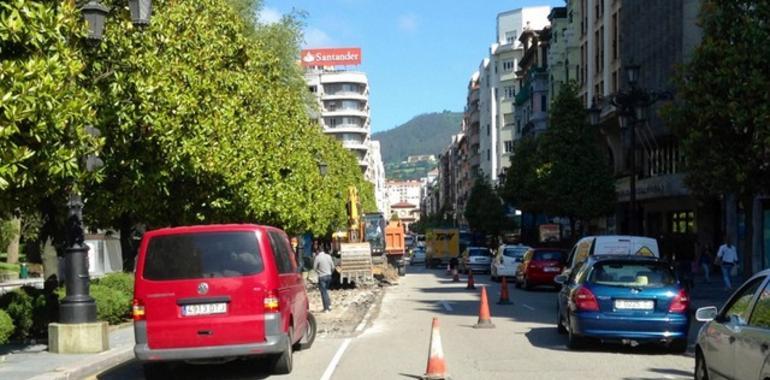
574,287,599,311
132,299,146,321
264,290,279,312
669,289,689,313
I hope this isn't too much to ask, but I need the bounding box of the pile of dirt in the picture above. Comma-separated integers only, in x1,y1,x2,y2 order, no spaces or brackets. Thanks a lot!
306,282,385,338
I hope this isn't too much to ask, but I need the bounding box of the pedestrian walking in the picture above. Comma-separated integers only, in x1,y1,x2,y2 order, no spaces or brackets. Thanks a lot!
696,242,713,283
716,237,739,290
313,241,335,312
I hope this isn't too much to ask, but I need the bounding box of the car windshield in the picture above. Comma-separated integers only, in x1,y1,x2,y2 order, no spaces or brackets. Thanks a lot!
143,231,264,281
503,248,528,257
588,261,675,288
534,251,564,261
469,248,491,256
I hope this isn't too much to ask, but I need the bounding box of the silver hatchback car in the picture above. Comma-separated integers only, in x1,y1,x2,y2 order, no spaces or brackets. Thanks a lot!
694,269,770,380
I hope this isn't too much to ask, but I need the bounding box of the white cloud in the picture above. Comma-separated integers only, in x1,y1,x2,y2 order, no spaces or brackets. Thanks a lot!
303,27,335,48
258,7,282,24
397,13,418,32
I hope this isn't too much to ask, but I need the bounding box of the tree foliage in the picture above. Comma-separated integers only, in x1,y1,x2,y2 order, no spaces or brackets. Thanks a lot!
502,82,615,234
0,0,100,212
2,0,375,256
464,176,505,238
664,0,770,271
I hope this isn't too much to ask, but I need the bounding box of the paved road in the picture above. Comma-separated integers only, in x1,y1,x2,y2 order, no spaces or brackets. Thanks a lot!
92,266,699,379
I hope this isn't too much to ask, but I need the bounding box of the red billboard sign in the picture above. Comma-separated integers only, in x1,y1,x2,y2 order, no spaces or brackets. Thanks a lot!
300,47,362,67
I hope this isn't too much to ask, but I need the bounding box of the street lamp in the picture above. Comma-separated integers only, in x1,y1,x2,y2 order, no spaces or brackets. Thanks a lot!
318,161,328,177
59,0,152,325
602,64,670,235
128,0,153,26
587,101,602,127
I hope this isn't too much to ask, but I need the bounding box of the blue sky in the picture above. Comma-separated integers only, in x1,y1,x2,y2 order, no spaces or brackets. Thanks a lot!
261,0,563,133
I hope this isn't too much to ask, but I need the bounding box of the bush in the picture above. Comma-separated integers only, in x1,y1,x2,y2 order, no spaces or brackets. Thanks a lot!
0,309,14,344
94,272,134,297
0,288,33,340
90,284,131,325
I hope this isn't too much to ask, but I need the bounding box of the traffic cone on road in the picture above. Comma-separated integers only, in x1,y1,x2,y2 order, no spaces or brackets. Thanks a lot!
474,286,495,329
466,270,476,290
423,317,448,380
497,277,512,305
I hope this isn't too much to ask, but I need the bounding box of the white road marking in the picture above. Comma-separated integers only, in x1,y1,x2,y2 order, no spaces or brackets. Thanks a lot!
355,306,374,332
440,300,453,312
522,304,535,311
320,338,352,380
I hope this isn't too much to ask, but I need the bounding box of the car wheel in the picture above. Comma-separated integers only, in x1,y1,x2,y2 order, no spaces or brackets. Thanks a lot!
668,338,688,354
566,317,585,350
695,349,709,380
143,362,170,380
522,277,531,290
295,313,316,351
273,327,294,374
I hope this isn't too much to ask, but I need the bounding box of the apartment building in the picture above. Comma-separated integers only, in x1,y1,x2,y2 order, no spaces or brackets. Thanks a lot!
477,7,552,181
302,48,387,214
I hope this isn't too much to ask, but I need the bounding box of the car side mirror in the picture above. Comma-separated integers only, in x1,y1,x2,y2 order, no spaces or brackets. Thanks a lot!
554,274,568,285
695,306,718,322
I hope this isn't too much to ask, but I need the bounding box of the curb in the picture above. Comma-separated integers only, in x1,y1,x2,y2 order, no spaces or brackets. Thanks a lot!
26,346,134,380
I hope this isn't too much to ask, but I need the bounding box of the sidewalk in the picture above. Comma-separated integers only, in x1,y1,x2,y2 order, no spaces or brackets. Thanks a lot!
689,269,747,310
0,324,134,380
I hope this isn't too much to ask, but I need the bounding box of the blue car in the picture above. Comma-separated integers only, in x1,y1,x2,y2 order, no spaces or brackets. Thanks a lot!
555,255,690,351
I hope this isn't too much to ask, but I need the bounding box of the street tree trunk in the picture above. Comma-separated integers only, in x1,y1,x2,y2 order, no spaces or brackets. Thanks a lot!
6,217,21,264
741,195,755,277
119,215,137,271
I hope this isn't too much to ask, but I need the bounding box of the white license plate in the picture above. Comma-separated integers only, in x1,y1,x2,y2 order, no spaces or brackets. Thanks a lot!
614,300,654,310
182,303,227,316
544,267,561,272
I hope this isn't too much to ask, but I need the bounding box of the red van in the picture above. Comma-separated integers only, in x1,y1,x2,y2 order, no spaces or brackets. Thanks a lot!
133,224,316,378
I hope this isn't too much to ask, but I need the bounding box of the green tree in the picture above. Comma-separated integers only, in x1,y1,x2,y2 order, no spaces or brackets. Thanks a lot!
464,176,505,239
664,0,770,272
539,82,616,237
501,135,547,214
0,0,100,213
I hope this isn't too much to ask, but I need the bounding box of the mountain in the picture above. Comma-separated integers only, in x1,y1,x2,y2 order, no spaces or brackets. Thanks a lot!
372,111,463,164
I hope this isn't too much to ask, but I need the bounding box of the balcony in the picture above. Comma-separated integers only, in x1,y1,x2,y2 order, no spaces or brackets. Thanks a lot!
322,92,368,101
322,109,369,119
324,125,368,135
341,140,369,151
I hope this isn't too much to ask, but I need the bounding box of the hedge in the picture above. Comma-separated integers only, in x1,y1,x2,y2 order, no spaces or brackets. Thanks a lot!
0,309,14,344
90,284,132,325
94,272,134,297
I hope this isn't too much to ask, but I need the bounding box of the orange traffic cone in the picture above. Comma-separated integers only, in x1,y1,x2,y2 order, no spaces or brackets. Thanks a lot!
497,277,512,305
474,286,495,329
466,270,476,290
423,318,448,380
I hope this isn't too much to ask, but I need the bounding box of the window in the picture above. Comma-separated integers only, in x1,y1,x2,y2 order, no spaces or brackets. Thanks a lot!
308,86,317,93
612,13,619,60
541,95,547,112
486,123,490,136
144,232,264,281
502,60,515,72
505,30,518,44
670,211,696,234
750,280,770,329
504,86,515,99
268,231,296,274
487,149,491,161
504,140,513,153
723,277,764,325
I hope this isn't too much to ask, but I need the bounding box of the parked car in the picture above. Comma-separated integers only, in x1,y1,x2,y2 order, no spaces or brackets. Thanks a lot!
555,255,689,351
564,235,660,274
491,244,531,282
410,248,426,266
694,269,770,380
133,224,316,378
515,248,566,289
460,247,494,274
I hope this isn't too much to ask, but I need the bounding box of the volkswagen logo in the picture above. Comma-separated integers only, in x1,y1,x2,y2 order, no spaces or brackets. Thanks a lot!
197,282,209,295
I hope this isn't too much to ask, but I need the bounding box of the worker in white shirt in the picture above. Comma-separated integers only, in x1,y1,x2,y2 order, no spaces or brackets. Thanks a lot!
716,237,739,290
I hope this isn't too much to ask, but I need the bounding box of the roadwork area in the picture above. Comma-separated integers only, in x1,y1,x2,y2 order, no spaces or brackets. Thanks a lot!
306,279,387,338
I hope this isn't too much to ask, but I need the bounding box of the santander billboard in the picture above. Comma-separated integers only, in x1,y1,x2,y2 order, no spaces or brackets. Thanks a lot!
300,47,362,67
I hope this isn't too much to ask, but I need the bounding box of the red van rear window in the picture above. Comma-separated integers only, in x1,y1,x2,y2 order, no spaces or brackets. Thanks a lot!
143,231,263,281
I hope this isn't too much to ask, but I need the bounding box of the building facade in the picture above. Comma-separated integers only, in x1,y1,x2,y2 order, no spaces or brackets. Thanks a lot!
385,180,422,213
305,68,388,215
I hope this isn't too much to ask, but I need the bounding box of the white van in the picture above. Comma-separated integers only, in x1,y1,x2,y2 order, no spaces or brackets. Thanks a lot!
565,235,660,271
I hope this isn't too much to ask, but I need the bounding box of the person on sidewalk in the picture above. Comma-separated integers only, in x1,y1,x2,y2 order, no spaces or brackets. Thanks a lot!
313,242,335,312
716,237,739,290
696,242,714,283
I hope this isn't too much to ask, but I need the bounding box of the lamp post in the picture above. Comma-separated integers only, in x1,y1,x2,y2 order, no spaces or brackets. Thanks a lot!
59,0,152,325
595,64,669,235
